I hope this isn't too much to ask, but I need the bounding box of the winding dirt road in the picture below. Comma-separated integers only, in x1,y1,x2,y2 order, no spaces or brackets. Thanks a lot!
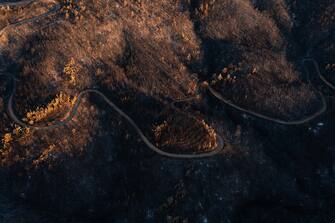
0,2,60,37
207,85,327,125
0,1,225,159
303,58,335,91
1,0,334,159
5,78,225,158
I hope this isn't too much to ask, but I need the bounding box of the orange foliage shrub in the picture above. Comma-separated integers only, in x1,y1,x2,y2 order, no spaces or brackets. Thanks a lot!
153,114,218,153
24,92,76,125
63,58,78,85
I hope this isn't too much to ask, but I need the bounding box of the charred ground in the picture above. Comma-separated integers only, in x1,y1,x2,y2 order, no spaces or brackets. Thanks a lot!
0,0,334,222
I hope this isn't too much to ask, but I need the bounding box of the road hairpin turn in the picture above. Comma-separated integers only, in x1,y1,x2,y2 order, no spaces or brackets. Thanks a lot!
0,1,225,159
3,75,224,159
1,0,334,160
